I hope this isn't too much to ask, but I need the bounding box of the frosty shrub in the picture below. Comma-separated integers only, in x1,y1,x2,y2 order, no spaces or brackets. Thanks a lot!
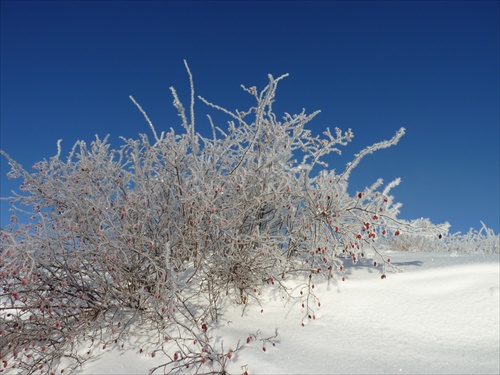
379,217,450,252
1,62,448,374
445,223,500,254
383,221,499,254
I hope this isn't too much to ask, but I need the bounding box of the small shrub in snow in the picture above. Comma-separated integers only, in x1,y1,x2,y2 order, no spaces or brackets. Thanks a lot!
445,223,499,254
382,221,499,254
1,62,449,374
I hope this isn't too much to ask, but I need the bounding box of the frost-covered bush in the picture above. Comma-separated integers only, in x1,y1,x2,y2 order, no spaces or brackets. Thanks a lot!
384,221,499,254
1,62,448,374
445,223,499,254
377,218,449,252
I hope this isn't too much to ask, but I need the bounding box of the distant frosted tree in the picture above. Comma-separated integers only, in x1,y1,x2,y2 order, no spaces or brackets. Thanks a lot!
1,62,449,374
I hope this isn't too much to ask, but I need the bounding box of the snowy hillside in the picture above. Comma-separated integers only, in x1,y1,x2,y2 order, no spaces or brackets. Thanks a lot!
77,250,499,375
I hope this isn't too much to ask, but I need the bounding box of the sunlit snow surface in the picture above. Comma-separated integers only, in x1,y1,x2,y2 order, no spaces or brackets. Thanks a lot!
77,251,499,375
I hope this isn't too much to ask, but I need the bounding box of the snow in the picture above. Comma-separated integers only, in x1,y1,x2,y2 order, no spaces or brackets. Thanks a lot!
77,251,499,375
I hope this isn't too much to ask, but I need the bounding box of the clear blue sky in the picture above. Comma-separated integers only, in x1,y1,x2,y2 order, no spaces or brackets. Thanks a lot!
1,1,499,234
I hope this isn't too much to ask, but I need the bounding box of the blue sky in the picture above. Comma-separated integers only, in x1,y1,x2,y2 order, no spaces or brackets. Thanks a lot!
1,1,499,234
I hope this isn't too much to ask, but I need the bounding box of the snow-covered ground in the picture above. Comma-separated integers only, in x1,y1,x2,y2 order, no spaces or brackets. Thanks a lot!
77,250,499,375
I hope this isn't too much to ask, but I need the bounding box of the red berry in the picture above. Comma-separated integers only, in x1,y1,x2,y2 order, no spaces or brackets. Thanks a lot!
381,274,387,279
